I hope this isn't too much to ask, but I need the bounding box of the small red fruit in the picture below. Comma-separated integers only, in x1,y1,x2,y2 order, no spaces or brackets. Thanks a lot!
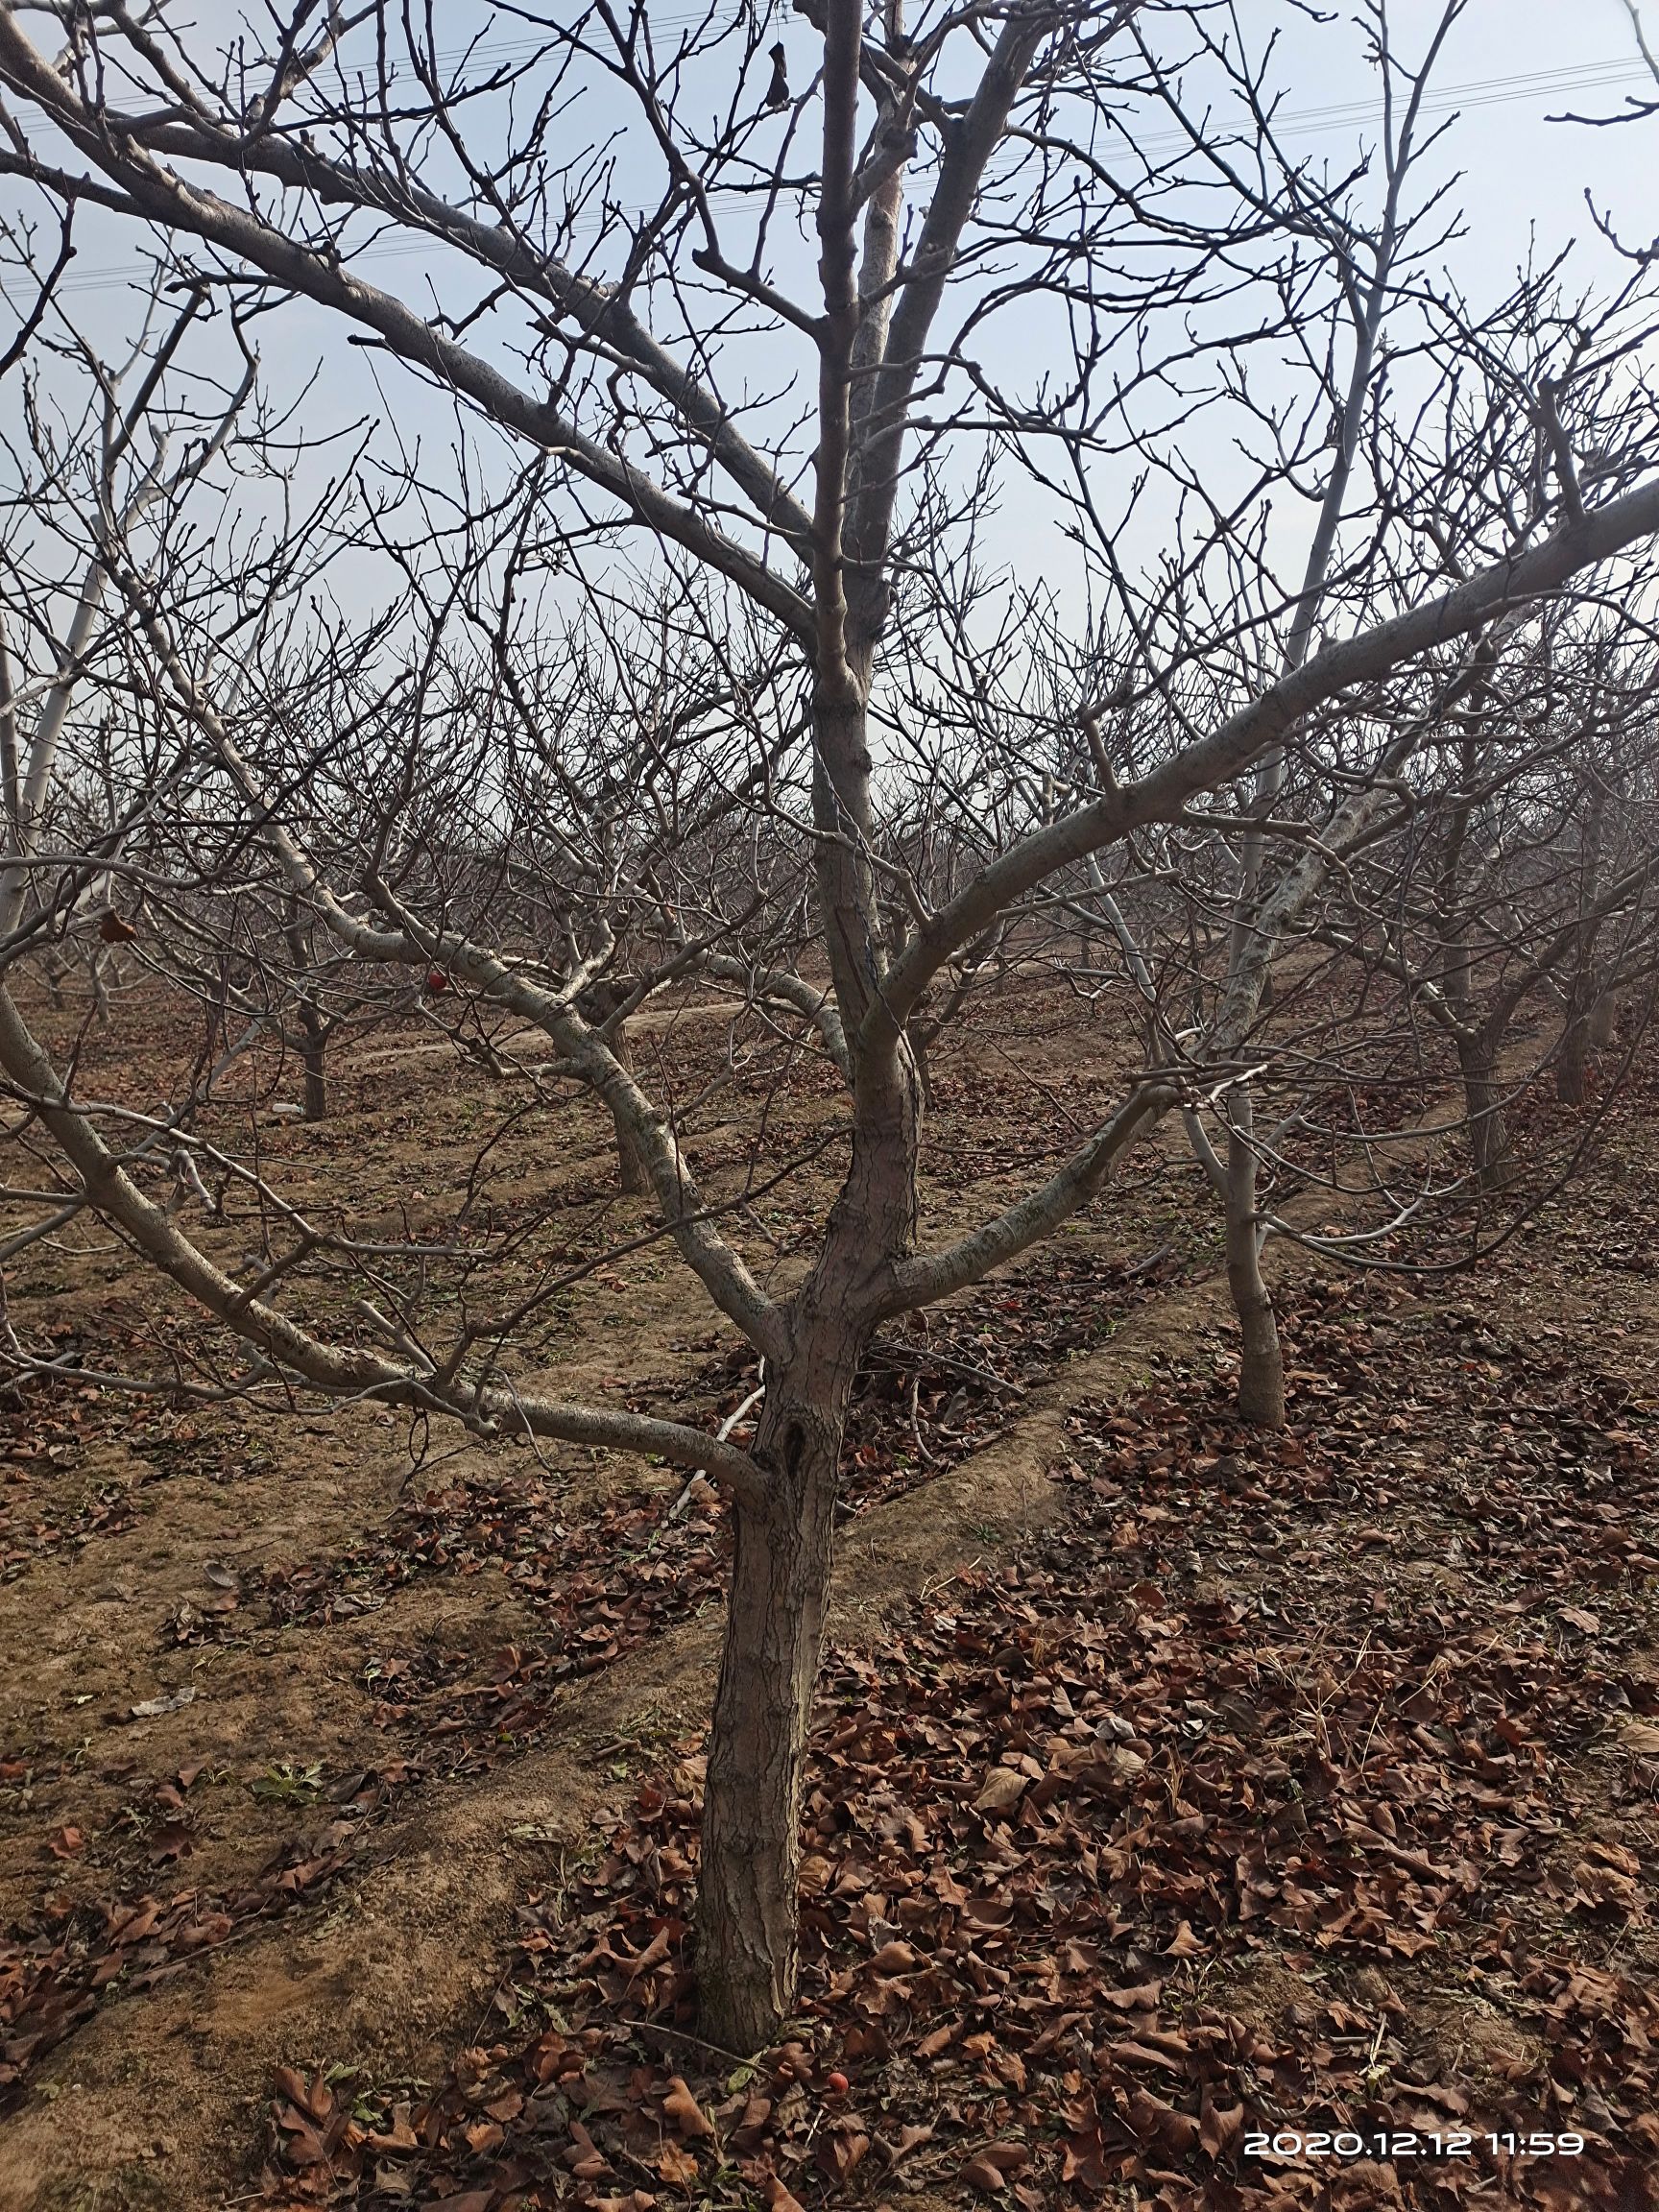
424,969,449,994
825,2070,850,2096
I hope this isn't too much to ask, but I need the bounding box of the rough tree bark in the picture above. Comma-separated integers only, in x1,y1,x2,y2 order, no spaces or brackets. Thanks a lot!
698,1370,849,2048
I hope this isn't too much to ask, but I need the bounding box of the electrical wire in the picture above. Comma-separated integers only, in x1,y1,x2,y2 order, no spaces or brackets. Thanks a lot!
19,48,1658,301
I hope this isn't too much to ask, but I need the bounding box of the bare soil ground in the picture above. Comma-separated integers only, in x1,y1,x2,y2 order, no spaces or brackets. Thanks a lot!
2,976,1656,2211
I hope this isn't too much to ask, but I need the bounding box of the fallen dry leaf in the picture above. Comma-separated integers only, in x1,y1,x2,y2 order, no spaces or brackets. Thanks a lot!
661,2075,713,2139
129,1687,196,1719
972,1766,1028,1813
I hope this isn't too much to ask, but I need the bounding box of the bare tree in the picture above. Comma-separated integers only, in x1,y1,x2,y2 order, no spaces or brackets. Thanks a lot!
1310,623,1659,1188
2,2,1659,2051
0,284,253,948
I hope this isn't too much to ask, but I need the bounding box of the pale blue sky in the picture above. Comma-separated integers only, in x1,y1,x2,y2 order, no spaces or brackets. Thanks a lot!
5,0,1658,630
28,2,1659,397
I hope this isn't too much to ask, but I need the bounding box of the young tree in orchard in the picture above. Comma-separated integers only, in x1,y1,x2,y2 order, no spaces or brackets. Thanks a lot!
1102,0,1477,1431
1308,624,1659,1189
4,1,1659,2049
1011,0,1659,1427
189,572,821,1175
0,282,301,1271
0,283,253,964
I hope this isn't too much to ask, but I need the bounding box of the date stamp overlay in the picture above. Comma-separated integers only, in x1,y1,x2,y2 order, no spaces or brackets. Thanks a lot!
1244,2127,1585,2164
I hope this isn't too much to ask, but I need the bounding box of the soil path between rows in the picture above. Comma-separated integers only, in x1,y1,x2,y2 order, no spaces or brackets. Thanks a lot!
0,1249,1239,2212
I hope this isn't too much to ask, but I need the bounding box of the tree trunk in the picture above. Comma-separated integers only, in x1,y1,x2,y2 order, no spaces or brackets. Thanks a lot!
1224,1111,1284,1429
1558,988,1619,1103
610,1017,648,1196
299,1006,328,1121
1554,1006,1589,1105
90,947,112,1026
908,1022,934,1111
697,1387,843,2051
283,897,329,1122
1557,784,1608,1107
1458,1037,1513,1188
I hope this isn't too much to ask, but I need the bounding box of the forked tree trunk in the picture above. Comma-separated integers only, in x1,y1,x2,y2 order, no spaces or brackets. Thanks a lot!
1224,1112,1284,1429
697,1385,844,2050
